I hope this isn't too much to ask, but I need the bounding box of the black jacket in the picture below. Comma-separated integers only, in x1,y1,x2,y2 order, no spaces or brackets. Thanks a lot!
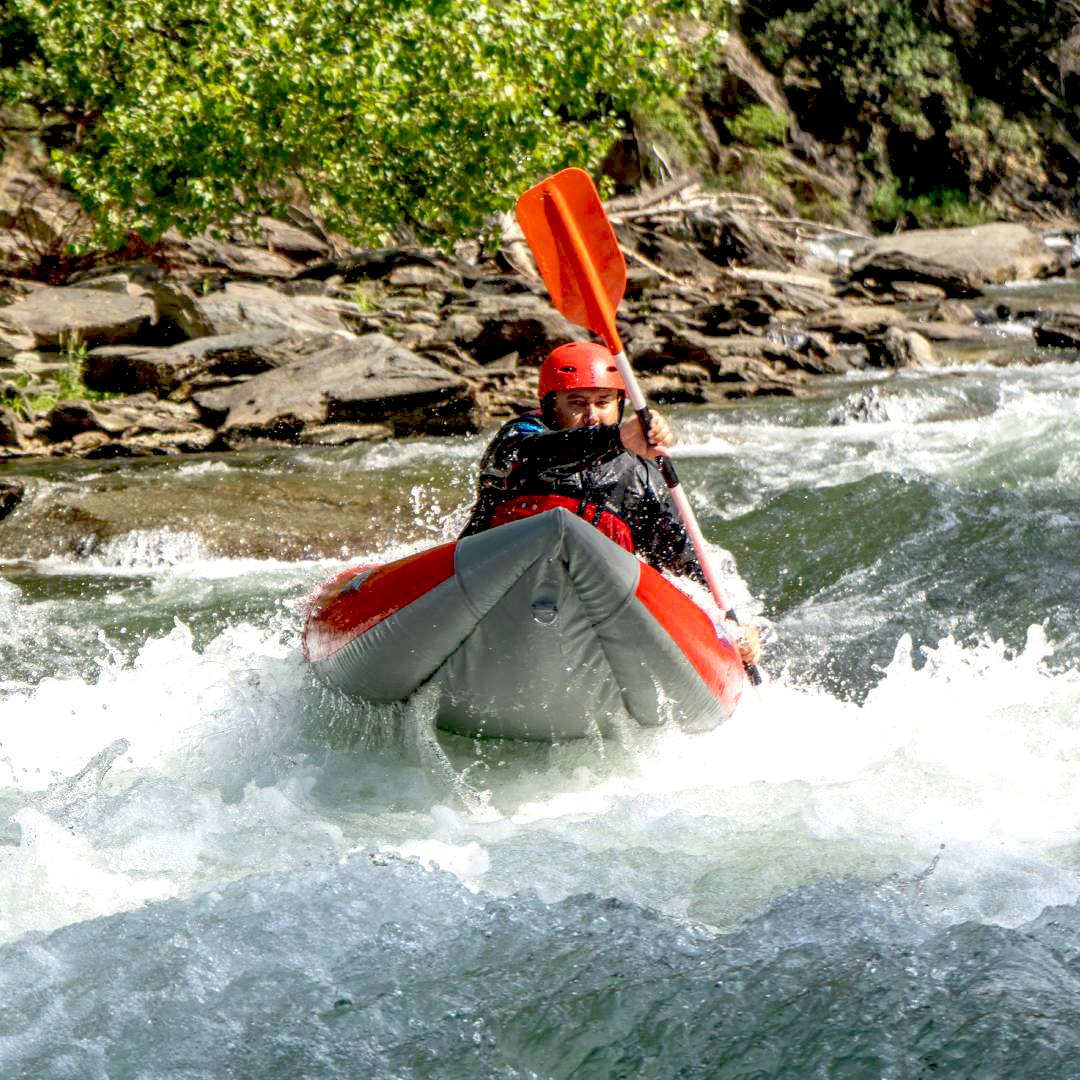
460,413,706,583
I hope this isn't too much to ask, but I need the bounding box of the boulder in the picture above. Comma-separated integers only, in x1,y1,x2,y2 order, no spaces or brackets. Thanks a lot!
808,304,909,341
182,235,299,279
298,248,455,283
851,224,1059,292
297,422,393,446
877,327,936,368
1,327,35,360
441,295,585,365
1034,313,1080,350
46,396,204,442
193,282,354,337
85,331,294,396
258,216,331,263
0,478,24,518
0,404,29,448
193,332,476,438
0,287,155,348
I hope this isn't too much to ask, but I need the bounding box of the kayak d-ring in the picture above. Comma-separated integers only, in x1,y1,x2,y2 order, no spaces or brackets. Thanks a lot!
530,598,559,626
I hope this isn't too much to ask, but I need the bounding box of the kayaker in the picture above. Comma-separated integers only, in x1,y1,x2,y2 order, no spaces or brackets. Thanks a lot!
461,341,761,664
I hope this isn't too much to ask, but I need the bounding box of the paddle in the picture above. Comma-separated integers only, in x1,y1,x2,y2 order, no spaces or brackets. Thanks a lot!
516,166,762,685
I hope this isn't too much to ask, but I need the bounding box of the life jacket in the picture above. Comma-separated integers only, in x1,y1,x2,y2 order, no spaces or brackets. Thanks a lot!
488,493,635,552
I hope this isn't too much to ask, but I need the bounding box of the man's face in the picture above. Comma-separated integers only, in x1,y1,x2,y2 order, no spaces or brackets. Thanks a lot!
551,388,622,429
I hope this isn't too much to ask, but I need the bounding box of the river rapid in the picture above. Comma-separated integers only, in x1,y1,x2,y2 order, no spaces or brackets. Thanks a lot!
1,316,1079,1075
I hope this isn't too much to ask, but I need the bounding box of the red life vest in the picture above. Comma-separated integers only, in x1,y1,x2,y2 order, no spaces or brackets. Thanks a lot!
488,494,634,552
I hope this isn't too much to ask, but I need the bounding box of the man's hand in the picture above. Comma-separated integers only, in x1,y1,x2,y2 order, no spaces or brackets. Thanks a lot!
619,410,675,459
733,622,761,667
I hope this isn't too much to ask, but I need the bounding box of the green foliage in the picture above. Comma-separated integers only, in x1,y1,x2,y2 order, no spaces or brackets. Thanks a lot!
726,104,787,148
3,332,116,419
758,0,1045,200
868,179,994,230
4,0,732,247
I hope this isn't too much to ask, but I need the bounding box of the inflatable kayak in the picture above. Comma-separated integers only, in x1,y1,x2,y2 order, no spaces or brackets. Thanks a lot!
303,507,745,741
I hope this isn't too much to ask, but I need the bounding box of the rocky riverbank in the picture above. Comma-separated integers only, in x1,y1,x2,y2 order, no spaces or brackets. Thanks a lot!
1,177,1078,490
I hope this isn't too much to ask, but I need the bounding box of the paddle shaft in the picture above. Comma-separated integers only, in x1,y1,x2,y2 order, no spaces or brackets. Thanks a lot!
611,351,762,685
539,181,761,684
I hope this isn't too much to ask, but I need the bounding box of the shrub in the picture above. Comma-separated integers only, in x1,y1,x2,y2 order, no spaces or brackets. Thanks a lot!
726,104,788,148
4,0,734,247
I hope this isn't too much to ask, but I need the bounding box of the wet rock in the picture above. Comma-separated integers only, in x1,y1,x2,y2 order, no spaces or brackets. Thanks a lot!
927,300,978,324
1034,313,1080,350
297,422,393,446
83,427,219,457
900,320,986,342
877,327,936,368
0,287,155,348
0,478,24,518
829,386,891,425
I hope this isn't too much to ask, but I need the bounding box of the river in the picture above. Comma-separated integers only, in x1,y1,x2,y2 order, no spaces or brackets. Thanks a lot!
1,308,1079,1075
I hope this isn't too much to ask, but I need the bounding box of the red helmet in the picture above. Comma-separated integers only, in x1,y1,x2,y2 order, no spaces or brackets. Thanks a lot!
538,342,625,400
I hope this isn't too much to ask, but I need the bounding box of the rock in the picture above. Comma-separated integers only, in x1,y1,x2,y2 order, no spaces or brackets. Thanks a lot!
183,235,299,278
299,248,452,283
0,478,24,518
1,327,35,360
297,422,393,446
808,304,909,340
927,300,978,323
849,249,983,298
82,427,219,458
723,268,839,296
85,331,293,396
434,313,485,349
145,279,218,340
46,396,203,441
387,264,456,289
828,386,891,425
259,216,331,263
1034,313,1080,349
194,282,353,337
879,327,936,368
0,404,29,448
446,295,585,365
851,224,1060,292
0,287,155,348
900,320,986,342
193,332,476,438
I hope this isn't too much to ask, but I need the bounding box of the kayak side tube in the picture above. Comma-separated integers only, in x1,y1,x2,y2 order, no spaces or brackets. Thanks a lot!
303,508,744,738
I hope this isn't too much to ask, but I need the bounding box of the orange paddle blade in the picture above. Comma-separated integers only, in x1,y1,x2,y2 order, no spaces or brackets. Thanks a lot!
515,167,626,351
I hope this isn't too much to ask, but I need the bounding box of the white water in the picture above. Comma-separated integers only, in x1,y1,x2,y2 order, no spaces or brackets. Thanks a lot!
2,589,1076,948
